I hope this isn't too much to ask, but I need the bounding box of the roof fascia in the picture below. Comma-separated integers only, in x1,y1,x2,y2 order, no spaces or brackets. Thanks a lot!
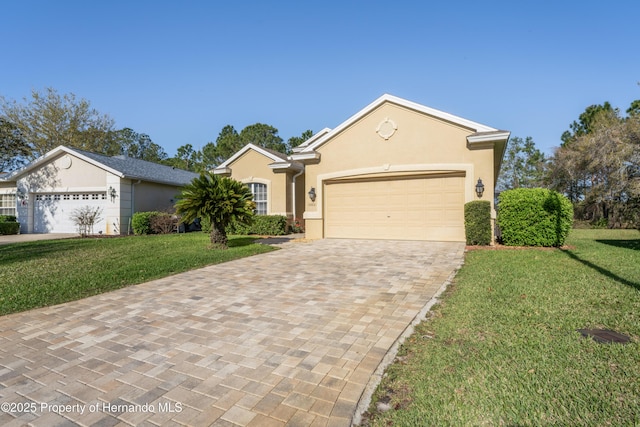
289,151,321,162
292,128,332,152
466,131,510,145
269,161,304,172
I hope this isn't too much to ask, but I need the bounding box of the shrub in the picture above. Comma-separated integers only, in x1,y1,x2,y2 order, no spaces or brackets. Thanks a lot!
497,188,573,247
70,205,103,236
464,200,491,245
132,211,162,235
591,218,608,229
226,215,288,236
0,215,17,223
0,221,20,235
290,217,305,234
150,212,177,234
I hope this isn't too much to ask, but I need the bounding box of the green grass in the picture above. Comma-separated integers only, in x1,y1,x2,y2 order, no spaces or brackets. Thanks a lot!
365,229,640,426
0,233,275,316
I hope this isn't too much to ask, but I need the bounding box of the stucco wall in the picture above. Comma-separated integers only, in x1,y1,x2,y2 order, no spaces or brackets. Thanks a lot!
20,153,107,193
133,181,181,213
228,150,290,217
303,102,497,239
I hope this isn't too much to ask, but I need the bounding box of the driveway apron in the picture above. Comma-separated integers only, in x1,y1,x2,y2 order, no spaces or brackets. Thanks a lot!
0,239,464,426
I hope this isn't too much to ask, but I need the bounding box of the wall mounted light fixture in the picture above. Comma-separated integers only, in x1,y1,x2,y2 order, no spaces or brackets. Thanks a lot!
16,189,28,206
108,186,117,200
308,187,316,202
475,178,485,198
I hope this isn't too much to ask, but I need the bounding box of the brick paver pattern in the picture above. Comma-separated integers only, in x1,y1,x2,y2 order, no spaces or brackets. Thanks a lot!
0,239,464,426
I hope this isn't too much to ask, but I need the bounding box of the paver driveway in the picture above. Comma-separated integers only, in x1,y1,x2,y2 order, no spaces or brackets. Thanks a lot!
0,239,465,426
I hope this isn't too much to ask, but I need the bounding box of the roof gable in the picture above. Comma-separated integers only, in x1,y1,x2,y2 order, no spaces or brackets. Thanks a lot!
215,143,288,169
3,146,198,186
298,94,499,153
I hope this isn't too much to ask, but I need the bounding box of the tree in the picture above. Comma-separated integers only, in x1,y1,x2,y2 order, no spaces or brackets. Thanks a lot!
115,128,167,162
496,136,546,192
200,142,218,171
0,118,30,172
162,144,204,172
0,87,117,158
208,124,311,164
213,125,242,164
239,123,287,154
175,173,255,249
548,103,640,227
560,102,617,146
287,129,313,153
627,100,640,117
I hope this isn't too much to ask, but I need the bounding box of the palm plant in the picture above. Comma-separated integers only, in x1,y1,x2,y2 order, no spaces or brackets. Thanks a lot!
175,172,255,248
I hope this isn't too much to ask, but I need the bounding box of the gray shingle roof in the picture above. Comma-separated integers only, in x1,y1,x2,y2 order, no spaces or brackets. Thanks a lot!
259,146,289,161
72,148,200,186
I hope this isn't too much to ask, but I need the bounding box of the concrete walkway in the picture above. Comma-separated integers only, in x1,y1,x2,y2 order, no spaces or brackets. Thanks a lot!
0,239,465,426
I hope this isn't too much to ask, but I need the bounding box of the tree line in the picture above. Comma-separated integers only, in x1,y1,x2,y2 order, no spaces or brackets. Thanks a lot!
0,87,312,174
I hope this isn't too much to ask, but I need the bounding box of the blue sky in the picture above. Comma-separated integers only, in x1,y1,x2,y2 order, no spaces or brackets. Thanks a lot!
1,0,638,157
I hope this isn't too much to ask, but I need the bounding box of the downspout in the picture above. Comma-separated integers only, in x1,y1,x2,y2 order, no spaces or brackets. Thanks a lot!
130,180,141,234
291,168,304,223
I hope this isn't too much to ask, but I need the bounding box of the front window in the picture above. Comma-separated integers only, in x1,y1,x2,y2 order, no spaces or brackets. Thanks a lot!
0,194,16,216
248,183,267,215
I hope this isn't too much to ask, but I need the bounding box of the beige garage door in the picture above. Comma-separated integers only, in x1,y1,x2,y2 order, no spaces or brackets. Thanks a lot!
324,175,465,241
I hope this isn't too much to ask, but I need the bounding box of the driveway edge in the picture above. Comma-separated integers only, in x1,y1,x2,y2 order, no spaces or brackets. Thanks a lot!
351,259,465,426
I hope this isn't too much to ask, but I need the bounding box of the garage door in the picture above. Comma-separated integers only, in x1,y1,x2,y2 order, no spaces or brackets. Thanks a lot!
34,193,107,234
324,175,465,241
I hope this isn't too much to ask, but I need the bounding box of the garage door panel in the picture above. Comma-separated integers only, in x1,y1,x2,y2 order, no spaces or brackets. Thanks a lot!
324,176,465,241
34,193,107,234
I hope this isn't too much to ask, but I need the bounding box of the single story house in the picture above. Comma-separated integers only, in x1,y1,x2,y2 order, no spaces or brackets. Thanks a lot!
215,94,510,242
0,146,199,234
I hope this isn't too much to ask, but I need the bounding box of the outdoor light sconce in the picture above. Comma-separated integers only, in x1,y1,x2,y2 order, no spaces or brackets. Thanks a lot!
17,189,28,205
108,186,117,200
475,178,485,198
308,187,316,202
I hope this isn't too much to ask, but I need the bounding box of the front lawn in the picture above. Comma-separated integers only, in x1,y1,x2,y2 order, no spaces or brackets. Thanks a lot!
364,229,640,426
0,234,275,316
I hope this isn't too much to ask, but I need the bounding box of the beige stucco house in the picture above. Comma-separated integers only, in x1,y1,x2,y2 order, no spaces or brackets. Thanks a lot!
216,94,509,242
0,146,198,234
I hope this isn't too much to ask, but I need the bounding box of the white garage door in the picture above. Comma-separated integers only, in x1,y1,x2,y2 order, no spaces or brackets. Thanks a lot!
324,175,465,241
34,193,107,234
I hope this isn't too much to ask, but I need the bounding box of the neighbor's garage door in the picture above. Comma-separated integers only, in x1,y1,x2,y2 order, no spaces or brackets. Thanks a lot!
324,175,465,241
34,193,107,234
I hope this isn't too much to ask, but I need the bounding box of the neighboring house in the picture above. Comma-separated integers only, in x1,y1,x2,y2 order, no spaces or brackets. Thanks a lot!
0,146,199,234
215,94,510,242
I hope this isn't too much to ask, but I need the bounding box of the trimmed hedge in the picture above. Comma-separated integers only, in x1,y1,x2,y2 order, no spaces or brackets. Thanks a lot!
201,215,288,236
497,188,573,247
227,215,288,236
0,215,17,223
0,222,20,235
464,200,491,245
132,211,163,235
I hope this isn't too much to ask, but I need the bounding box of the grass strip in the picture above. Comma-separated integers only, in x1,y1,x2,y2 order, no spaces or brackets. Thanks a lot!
0,234,274,316
364,229,640,426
